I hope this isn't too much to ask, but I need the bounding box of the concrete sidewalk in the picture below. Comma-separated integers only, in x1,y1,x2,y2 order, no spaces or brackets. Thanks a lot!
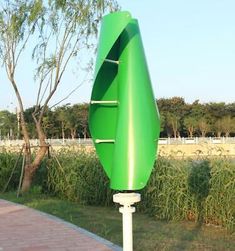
0,199,121,251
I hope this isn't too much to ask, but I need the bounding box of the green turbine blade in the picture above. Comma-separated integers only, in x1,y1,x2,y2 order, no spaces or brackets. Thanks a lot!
89,11,160,190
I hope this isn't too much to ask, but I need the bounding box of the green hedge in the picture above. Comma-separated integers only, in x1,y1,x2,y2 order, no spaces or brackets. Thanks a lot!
0,149,234,232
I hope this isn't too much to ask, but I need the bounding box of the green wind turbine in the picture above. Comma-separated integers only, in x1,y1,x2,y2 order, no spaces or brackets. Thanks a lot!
89,11,161,251
89,11,160,191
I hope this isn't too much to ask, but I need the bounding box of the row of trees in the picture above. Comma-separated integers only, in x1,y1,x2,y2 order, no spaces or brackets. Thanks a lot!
1,97,235,140
0,103,88,140
158,97,235,138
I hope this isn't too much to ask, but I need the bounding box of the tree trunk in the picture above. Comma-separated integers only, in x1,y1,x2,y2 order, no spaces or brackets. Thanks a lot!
71,128,76,139
8,77,35,193
83,128,87,139
7,52,48,194
189,130,193,138
21,121,48,193
188,126,194,138
61,122,65,139
21,164,34,193
201,131,206,137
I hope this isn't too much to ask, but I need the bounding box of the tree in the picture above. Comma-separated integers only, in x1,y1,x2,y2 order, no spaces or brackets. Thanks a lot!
24,106,38,138
157,97,187,137
214,119,223,137
74,103,89,138
183,116,197,138
205,102,227,119
0,110,17,139
166,113,180,138
157,97,187,116
226,102,235,116
232,117,235,136
197,118,210,137
221,116,234,137
0,0,118,192
189,100,207,118
159,113,166,136
54,105,70,139
64,106,79,139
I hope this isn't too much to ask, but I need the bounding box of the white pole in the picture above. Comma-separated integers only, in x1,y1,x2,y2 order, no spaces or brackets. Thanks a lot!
113,193,141,251
120,205,135,250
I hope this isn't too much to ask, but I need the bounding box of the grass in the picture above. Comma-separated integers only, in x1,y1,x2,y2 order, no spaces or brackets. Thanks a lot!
45,151,235,232
1,151,234,232
1,191,234,251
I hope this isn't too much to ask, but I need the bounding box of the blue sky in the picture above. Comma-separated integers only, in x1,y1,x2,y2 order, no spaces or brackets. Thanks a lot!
118,0,235,104
1,0,235,111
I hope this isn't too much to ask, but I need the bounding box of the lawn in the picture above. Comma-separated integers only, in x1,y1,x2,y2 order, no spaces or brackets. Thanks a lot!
0,192,234,251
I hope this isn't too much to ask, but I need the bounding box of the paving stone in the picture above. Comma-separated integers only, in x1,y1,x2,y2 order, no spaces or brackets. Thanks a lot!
0,200,121,251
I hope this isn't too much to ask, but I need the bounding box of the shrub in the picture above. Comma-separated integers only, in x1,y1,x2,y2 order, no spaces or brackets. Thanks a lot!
0,150,22,191
188,160,211,223
205,158,235,232
140,158,191,220
140,157,235,232
1,149,234,232
46,149,114,206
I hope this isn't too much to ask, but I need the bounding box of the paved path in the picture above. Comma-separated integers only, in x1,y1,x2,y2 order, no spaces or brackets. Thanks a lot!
0,200,121,251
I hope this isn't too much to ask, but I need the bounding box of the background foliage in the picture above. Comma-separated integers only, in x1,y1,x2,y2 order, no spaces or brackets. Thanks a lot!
1,97,235,140
1,150,234,232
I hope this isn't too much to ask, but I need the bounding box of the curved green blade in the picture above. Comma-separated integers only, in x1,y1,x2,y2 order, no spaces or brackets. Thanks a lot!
89,11,160,190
